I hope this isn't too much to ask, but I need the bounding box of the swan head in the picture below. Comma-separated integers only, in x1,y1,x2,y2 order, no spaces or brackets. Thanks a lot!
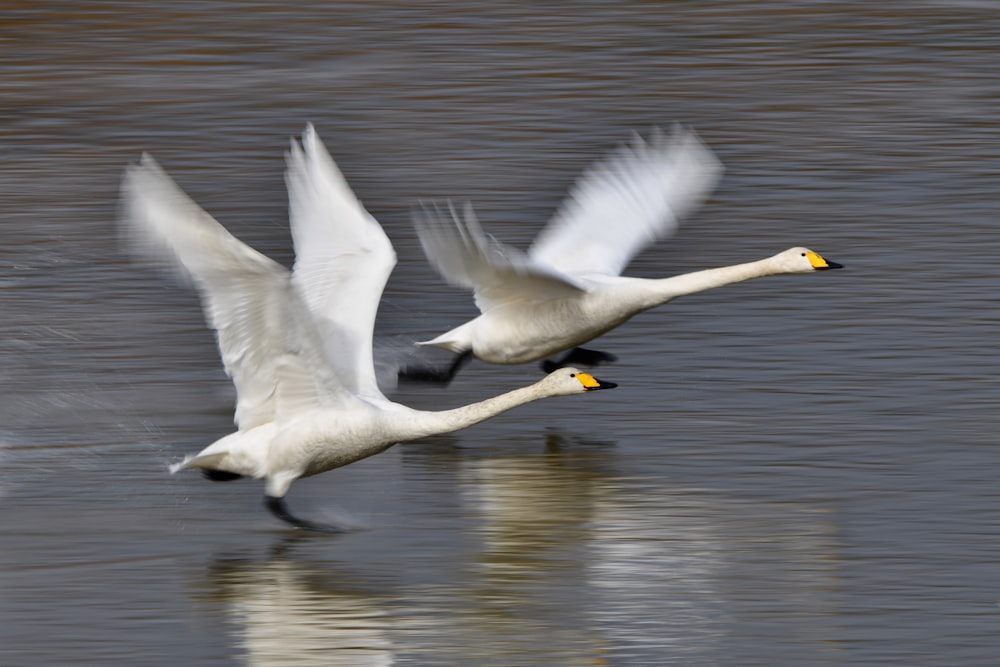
774,247,844,273
539,366,618,396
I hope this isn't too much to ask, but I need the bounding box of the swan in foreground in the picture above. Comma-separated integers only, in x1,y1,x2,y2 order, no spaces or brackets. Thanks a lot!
403,127,843,382
120,125,616,532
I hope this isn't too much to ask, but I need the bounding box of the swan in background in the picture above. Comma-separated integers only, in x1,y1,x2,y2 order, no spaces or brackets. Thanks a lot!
402,127,842,383
119,125,616,532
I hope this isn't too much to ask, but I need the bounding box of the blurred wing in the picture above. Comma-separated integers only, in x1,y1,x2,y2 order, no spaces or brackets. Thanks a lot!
413,200,586,313
285,124,396,402
529,126,722,278
119,154,329,429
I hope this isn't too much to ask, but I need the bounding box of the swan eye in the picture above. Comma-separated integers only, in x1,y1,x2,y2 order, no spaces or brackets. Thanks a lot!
569,373,576,377
800,252,806,257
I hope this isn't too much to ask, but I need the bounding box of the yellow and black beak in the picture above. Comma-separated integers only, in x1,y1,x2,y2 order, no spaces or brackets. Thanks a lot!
807,252,844,271
575,372,618,391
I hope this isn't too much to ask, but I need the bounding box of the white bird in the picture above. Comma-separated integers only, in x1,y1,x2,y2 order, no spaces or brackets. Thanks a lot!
403,127,842,382
120,125,616,532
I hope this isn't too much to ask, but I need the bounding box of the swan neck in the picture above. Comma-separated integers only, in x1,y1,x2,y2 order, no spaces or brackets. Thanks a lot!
407,385,542,438
648,257,776,304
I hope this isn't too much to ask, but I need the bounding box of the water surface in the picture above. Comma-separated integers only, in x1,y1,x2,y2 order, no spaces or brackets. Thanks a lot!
3,2,1000,665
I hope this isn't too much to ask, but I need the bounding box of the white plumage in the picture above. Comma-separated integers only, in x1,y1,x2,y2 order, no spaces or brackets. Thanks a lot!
411,127,841,374
120,125,615,531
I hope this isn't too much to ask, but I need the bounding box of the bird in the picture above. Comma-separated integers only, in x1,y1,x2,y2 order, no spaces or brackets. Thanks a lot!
400,126,843,383
119,124,617,532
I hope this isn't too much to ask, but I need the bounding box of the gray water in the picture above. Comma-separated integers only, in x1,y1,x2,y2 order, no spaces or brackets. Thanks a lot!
3,2,1000,665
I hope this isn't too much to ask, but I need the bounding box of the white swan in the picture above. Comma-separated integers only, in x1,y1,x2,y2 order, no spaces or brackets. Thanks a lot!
119,125,616,531
404,127,842,381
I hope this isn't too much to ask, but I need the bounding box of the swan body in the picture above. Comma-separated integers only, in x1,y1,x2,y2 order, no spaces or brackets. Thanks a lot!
120,125,615,530
422,247,840,365
173,367,609,500
412,127,842,371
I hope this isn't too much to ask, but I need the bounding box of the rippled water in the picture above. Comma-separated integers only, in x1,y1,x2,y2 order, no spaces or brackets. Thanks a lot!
3,2,1000,665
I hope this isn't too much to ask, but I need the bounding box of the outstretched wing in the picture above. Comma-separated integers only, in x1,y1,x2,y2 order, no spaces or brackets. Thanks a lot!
529,126,722,279
413,200,586,314
120,154,314,430
285,124,396,402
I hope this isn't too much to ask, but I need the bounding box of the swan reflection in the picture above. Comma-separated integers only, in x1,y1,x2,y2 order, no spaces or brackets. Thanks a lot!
460,432,841,662
193,431,841,663
201,546,394,667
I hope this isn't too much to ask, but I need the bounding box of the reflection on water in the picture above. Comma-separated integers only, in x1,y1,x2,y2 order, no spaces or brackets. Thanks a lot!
202,544,394,667
588,491,841,663
457,433,616,664
461,433,842,664
192,432,843,665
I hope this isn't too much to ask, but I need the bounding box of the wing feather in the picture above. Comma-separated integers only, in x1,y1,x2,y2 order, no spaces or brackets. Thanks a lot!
284,124,396,401
529,126,722,278
413,200,586,313
119,154,332,429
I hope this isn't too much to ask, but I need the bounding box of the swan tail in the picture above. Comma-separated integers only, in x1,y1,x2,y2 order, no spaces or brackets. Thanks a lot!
415,338,456,350
416,325,473,355
169,452,227,474
170,453,247,482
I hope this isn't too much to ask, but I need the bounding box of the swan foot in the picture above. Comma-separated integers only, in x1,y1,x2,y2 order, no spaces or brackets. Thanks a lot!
264,495,344,533
540,348,618,374
398,350,472,386
202,469,244,482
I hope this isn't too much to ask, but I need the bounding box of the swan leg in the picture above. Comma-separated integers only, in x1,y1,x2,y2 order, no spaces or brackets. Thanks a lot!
540,347,618,374
202,469,244,482
398,350,472,385
264,495,344,533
